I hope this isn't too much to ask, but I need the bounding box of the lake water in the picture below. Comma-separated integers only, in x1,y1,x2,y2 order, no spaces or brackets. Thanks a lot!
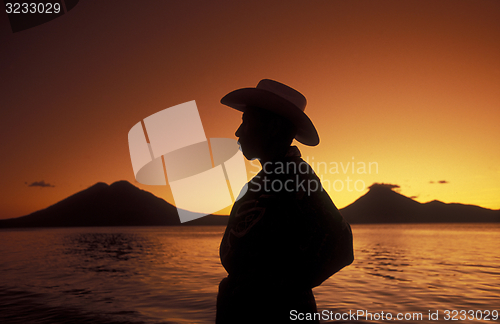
0,224,498,323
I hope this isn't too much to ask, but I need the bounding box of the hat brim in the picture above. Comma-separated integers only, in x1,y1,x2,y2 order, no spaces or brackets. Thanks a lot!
221,88,320,146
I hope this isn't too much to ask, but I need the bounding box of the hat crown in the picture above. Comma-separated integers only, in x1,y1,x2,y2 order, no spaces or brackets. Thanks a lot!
256,79,307,112
220,78,319,146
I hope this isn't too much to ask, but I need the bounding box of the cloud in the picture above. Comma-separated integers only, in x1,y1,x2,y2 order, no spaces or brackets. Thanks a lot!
368,183,400,191
438,180,448,184
26,180,55,188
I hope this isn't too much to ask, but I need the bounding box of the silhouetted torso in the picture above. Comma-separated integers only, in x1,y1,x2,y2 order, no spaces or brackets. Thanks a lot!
216,146,353,324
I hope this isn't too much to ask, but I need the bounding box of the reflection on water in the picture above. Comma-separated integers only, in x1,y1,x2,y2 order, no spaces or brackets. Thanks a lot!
315,223,500,323
64,233,149,274
361,244,411,281
0,224,499,323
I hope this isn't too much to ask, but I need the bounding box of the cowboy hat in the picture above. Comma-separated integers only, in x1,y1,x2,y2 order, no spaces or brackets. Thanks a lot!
220,79,319,146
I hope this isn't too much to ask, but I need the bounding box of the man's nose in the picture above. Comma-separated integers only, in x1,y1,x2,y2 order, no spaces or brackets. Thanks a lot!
235,123,243,137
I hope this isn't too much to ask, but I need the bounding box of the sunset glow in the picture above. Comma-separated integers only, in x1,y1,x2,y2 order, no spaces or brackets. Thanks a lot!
1,0,499,219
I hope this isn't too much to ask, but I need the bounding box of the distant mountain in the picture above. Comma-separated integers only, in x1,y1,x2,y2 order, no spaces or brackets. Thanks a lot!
340,183,500,223
1,181,498,228
0,181,216,228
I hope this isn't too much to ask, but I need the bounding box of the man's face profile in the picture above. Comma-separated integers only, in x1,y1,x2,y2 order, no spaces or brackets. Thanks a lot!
235,109,268,161
235,107,296,162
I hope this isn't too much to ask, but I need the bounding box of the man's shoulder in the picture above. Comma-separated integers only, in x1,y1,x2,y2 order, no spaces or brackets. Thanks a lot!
248,158,321,196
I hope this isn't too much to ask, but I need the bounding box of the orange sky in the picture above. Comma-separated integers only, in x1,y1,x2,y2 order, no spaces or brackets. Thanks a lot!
1,0,499,219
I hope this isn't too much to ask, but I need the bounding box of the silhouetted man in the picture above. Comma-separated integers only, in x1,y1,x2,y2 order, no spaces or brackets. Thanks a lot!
216,79,354,324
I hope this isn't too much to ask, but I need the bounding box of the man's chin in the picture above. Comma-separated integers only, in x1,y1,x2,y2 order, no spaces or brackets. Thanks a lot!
242,152,254,161
241,149,259,161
